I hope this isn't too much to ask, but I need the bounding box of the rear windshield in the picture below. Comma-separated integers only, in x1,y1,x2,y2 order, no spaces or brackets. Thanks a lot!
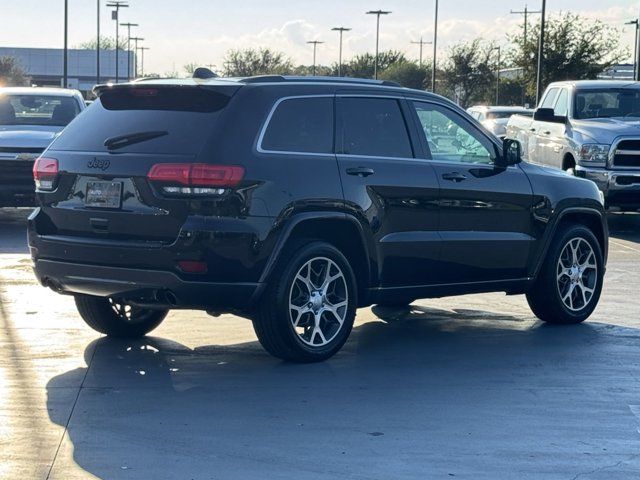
0,93,81,126
486,111,531,120
49,86,236,154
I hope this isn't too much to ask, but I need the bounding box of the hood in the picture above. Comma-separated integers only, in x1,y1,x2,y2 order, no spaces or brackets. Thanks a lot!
0,125,64,148
571,117,640,143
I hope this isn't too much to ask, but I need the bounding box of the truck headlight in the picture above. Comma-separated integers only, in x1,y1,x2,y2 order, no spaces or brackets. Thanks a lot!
578,144,610,167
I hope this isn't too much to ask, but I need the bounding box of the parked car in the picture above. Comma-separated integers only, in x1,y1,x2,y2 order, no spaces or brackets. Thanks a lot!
29,74,607,362
467,105,533,139
0,87,85,207
506,80,640,210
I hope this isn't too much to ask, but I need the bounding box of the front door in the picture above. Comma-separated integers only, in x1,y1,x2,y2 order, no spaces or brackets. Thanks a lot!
409,100,535,284
335,95,441,288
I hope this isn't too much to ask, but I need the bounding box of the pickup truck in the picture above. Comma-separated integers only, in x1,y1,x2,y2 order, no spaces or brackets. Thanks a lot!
0,87,85,207
506,80,640,210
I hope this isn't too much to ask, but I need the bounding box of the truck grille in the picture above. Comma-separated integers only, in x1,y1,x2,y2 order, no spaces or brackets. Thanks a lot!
612,140,640,168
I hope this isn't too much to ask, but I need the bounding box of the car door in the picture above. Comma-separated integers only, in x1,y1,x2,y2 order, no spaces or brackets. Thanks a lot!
531,87,560,165
409,100,535,284
335,94,441,288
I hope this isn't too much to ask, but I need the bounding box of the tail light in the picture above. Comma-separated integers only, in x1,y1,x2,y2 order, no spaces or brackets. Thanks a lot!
147,163,244,196
33,157,59,191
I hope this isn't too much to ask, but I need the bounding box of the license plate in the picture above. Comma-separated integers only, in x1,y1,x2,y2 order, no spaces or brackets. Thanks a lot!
85,181,122,208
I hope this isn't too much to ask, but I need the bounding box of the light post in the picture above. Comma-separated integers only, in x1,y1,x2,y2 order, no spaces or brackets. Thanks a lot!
120,22,138,80
130,37,143,77
535,0,546,104
331,27,351,77
138,46,149,77
492,46,501,105
96,0,101,84
106,1,129,83
511,5,541,105
410,36,432,67
366,10,391,79
626,20,640,80
63,0,68,88
306,41,324,76
432,0,438,92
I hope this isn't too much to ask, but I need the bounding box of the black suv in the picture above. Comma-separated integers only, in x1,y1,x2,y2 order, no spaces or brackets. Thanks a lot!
28,75,608,362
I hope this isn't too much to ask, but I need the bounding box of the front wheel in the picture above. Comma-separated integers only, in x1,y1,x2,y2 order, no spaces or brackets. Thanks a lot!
252,241,357,362
75,295,168,337
526,224,604,324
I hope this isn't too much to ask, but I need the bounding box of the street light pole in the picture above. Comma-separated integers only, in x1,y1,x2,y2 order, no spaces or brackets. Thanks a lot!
535,0,546,104
138,46,149,77
96,0,101,84
120,22,138,81
306,41,324,76
625,20,639,79
432,0,438,92
492,46,501,104
107,1,129,83
331,27,351,77
366,10,391,80
130,37,143,78
410,37,432,67
63,0,68,88
636,8,640,81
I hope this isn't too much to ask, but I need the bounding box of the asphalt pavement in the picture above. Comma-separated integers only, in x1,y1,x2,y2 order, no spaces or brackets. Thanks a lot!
1,208,640,479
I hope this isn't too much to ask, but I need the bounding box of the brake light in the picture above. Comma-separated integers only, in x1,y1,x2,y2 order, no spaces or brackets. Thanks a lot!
147,163,244,196
33,157,59,191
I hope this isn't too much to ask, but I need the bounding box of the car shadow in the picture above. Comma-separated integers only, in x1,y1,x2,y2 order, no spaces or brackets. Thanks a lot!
607,211,640,243
45,305,640,479
0,208,31,254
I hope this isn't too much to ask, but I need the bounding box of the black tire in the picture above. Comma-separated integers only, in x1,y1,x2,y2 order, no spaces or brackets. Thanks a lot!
75,295,168,338
526,223,604,324
252,240,357,363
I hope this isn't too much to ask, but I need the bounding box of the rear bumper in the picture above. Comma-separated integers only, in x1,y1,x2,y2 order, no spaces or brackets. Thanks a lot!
575,166,640,208
32,258,261,310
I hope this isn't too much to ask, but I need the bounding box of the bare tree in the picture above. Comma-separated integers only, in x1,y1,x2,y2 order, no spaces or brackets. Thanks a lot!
0,57,30,87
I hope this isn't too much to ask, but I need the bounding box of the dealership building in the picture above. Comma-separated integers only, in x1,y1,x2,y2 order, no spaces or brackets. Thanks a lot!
0,47,134,96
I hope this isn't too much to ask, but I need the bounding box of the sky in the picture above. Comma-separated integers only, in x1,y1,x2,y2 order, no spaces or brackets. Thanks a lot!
1,0,638,75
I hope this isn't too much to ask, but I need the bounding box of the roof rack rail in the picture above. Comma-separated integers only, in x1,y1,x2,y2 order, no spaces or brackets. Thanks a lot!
239,75,401,88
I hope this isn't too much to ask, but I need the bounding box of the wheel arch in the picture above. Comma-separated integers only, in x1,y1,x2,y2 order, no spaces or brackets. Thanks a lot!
255,212,375,307
562,153,576,171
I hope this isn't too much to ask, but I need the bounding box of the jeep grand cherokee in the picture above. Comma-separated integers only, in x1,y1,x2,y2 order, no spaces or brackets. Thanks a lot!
28,74,608,362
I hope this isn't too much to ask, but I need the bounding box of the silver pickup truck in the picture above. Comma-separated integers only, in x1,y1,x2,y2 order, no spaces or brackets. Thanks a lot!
506,80,640,210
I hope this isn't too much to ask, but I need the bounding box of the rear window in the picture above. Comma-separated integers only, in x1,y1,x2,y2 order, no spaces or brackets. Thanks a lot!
0,94,80,126
261,97,333,154
49,87,235,154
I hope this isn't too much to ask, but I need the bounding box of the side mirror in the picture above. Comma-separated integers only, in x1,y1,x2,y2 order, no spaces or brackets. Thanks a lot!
497,138,522,167
534,107,566,124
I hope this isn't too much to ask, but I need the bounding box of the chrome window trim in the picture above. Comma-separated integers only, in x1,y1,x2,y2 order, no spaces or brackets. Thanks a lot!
256,94,335,156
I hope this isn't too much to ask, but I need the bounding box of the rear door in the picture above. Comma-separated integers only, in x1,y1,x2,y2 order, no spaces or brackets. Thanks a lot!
409,100,534,284
38,85,240,242
335,94,441,288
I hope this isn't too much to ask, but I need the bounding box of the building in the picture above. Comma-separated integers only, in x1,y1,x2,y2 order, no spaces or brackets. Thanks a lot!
0,47,135,96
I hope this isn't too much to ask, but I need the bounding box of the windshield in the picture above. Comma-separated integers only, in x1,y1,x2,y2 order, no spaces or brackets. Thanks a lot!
574,89,640,119
0,93,80,127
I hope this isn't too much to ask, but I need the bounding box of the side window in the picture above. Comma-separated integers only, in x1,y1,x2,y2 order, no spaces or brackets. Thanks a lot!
336,97,413,158
412,101,495,165
540,88,559,109
261,97,333,154
554,88,569,117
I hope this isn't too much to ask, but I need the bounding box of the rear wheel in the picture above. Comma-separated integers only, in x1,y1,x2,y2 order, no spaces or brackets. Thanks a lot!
252,241,357,362
75,295,168,337
526,224,603,324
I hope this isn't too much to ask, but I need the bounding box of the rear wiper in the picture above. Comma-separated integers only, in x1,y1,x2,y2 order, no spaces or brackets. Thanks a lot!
104,130,168,150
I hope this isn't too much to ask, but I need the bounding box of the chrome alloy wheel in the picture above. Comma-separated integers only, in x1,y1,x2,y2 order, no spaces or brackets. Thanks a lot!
288,257,349,347
556,237,598,312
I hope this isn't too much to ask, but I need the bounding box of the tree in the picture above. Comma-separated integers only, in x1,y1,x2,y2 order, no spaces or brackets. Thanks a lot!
440,40,496,108
379,61,431,90
508,12,627,103
342,50,408,79
222,48,293,77
183,62,199,76
0,56,30,87
76,35,128,50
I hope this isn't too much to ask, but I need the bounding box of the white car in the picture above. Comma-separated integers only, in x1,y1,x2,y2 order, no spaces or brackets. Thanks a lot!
0,87,85,206
467,105,533,139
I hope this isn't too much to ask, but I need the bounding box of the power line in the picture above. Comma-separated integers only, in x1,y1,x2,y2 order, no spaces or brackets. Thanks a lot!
120,22,139,81
511,4,541,105
410,36,432,67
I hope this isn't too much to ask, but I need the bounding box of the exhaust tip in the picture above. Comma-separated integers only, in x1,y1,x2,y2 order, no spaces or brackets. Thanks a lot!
155,289,179,306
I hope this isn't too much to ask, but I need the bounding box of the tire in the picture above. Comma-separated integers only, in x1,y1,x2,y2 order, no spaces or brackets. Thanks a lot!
526,223,604,324
74,295,168,338
252,240,357,363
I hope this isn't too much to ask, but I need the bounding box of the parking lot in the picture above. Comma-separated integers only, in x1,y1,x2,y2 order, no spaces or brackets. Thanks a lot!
0,207,639,479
